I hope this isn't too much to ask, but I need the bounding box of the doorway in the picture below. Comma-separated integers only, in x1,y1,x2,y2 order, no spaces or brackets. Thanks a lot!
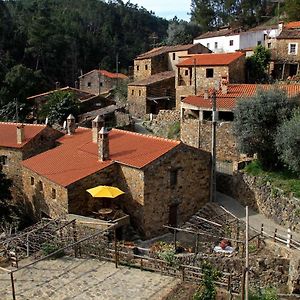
168,204,178,227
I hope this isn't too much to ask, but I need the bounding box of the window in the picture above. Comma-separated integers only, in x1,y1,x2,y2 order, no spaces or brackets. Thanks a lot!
139,90,141,96
267,42,271,49
170,169,178,186
137,65,140,71
87,82,91,87
30,177,34,186
131,89,134,96
257,41,262,46
38,181,43,191
172,53,176,60
185,69,189,76
229,40,234,46
214,42,218,49
207,43,210,48
145,65,148,70
0,155,8,166
99,82,103,87
289,43,298,55
206,68,214,78
52,188,56,199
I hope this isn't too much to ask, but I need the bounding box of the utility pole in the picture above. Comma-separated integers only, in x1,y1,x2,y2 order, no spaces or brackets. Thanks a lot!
245,206,249,300
210,88,217,202
116,53,119,90
15,98,19,123
194,59,197,95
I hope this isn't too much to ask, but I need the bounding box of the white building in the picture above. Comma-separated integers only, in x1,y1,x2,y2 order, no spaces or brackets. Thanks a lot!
193,24,282,54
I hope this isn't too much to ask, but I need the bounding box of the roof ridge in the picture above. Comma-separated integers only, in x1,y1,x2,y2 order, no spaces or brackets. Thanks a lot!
111,128,180,145
0,122,46,127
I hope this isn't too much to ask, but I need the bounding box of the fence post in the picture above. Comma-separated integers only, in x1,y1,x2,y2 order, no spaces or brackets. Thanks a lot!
274,228,277,243
173,229,177,252
287,228,291,248
26,233,30,257
114,229,118,268
260,224,264,237
72,221,78,258
10,272,16,300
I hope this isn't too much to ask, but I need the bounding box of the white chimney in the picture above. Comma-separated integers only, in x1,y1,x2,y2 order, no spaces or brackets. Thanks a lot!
67,114,76,135
92,115,104,143
98,127,109,161
16,125,25,144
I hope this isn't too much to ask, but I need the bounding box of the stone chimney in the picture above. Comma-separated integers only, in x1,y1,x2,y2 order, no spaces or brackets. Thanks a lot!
92,115,104,143
16,124,25,144
67,114,76,135
221,76,228,94
98,127,109,161
204,89,209,100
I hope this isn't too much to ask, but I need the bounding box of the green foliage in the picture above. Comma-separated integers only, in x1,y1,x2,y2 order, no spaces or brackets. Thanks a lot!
167,121,180,139
165,18,201,45
38,91,80,124
154,242,178,266
233,88,294,168
249,286,279,300
244,160,300,198
246,46,271,83
285,0,300,21
193,262,220,300
41,242,65,258
275,109,300,174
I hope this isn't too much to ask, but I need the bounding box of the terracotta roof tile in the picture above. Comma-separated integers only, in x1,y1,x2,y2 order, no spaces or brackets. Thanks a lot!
22,128,180,187
99,70,128,79
0,123,46,148
128,71,175,86
177,52,245,67
285,21,300,29
182,84,300,110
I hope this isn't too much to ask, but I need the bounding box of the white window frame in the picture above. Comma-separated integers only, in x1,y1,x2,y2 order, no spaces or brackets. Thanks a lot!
288,43,298,55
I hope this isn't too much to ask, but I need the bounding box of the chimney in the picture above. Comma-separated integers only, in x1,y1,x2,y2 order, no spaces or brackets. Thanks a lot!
204,89,209,100
16,124,25,144
92,115,104,143
98,127,109,161
67,114,76,135
221,76,228,94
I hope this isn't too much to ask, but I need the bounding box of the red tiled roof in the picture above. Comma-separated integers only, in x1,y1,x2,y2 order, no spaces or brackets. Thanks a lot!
22,128,180,187
99,70,128,79
177,52,245,67
0,123,46,148
183,84,300,110
285,21,300,29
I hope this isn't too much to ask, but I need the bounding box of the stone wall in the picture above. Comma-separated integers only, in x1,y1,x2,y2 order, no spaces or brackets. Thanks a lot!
271,39,300,63
217,171,300,233
181,119,240,161
143,144,211,238
229,55,246,83
22,167,68,219
80,70,101,95
127,86,147,117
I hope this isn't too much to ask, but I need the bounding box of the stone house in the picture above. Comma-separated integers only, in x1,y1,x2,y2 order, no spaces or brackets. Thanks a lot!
27,86,111,120
267,22,300,80
21,117,211,238
127,71,175,117
0,123,63,186
79,69,128,95
176,52,246,108
180,83,300,163
133,44,210,81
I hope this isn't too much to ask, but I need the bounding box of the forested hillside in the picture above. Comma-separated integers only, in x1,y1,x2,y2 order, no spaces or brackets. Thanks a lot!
0,0,168,120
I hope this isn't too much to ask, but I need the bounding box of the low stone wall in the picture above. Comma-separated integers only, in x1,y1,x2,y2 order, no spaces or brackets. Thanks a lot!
217,171,300,233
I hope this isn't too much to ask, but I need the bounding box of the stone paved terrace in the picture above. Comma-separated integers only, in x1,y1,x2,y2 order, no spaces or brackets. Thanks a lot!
0,258,179,300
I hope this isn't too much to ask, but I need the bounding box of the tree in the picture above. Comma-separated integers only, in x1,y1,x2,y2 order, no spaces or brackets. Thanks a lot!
165,18,201,45
193,262,220,300
275,109,300,174
38,91,80,124
233,89,294,168
0,166,13,220
285,0,300,21
249,286,279,300
246,46,271,83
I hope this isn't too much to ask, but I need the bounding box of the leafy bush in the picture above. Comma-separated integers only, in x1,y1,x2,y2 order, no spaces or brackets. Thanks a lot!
275,109,300,174
41,242,65,258
249,286,279,300
167,121,180,139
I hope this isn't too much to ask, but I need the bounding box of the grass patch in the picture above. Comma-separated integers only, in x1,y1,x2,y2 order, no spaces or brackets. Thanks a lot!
244,160,300,198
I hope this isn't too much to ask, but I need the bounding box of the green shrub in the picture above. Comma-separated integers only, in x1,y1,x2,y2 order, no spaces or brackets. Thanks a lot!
41,242,65,258
167,121,180,139
249,286,279,300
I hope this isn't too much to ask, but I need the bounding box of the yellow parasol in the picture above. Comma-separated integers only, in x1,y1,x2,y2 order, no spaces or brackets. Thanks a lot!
86,185,125,198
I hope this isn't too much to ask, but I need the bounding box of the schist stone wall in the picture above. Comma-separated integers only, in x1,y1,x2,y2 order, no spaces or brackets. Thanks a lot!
181,119,240,162
271,39,300,63
128,77,175,118
143,144,211,238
